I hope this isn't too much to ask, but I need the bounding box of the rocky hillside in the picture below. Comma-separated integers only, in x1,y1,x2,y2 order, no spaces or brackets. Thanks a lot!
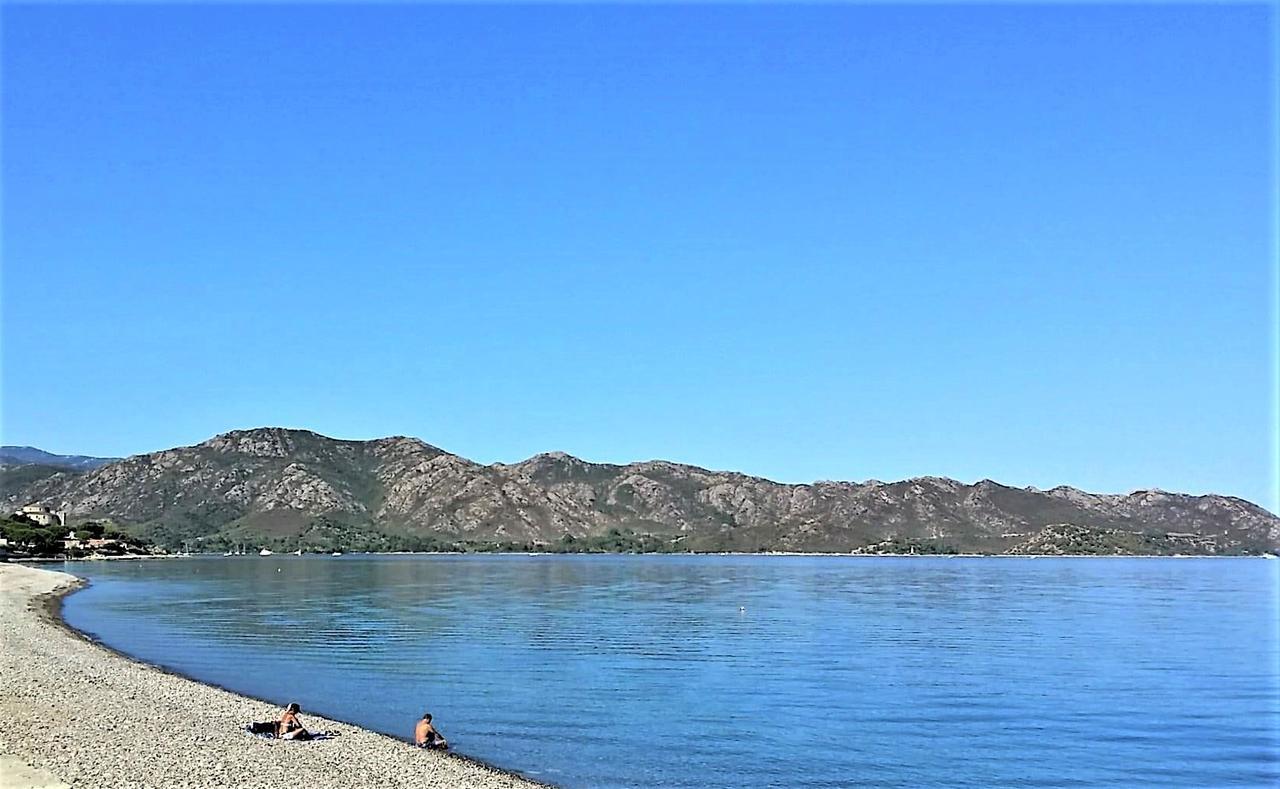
3,428,1276,555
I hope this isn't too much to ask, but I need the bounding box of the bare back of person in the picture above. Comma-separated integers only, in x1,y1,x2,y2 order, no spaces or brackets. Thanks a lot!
278,703,309,740
414,713,447,750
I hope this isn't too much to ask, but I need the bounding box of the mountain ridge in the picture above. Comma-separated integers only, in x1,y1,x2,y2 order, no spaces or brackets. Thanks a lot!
3,427,1276,555
0,446,119,471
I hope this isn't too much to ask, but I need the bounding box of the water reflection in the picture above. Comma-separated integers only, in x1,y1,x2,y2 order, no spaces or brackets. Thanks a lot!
61,555,1280,789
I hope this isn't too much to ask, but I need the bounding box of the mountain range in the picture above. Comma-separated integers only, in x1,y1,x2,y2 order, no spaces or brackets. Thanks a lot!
2,428,1276,555
0,446,118,471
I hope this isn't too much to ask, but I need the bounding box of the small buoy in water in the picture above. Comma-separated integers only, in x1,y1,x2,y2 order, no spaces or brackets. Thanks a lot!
739,606,746,613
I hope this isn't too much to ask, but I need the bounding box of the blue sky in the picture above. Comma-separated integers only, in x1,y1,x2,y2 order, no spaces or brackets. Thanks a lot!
2,4,1275,511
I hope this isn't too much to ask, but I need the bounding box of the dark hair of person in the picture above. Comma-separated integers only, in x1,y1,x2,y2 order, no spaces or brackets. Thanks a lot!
287,703,301,713
423,713,432,721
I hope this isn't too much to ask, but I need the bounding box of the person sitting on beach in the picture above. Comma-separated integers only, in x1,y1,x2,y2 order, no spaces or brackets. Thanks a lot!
414,713,448,750
277,702,310,740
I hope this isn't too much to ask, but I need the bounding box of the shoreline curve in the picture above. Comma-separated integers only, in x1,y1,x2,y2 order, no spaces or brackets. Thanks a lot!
0,563,551,789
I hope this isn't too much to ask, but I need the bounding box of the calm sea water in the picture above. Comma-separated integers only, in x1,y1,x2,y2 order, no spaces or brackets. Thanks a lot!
57,555,1278,788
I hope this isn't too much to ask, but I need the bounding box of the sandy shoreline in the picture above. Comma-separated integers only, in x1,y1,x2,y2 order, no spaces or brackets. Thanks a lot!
0,564,547,789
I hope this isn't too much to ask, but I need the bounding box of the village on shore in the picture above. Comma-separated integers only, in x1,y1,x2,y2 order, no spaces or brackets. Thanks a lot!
1,503,155,560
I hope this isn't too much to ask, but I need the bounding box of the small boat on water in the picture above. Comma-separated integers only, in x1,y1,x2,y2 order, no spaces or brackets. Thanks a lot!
331,551,343,557
259,548,273,556
294,549,303,556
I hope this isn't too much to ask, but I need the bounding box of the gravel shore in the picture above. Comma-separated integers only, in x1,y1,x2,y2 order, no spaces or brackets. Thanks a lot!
0,564,547,789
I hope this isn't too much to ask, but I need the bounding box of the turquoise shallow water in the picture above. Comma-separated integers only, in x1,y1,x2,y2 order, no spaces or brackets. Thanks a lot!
58,555,1279,788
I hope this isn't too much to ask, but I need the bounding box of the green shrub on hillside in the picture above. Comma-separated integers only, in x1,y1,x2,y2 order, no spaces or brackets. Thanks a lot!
0,517,62,555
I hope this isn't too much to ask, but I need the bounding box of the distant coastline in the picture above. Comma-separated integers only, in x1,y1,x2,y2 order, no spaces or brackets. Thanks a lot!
15,550,1275,564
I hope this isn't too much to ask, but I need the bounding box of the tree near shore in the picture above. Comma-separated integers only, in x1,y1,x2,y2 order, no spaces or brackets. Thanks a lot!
0,517,151,558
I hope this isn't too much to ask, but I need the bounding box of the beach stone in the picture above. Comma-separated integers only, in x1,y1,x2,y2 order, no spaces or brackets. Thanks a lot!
0,756,71,789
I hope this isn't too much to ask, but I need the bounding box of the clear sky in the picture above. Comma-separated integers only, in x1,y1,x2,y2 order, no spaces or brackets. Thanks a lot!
2,3,1275,511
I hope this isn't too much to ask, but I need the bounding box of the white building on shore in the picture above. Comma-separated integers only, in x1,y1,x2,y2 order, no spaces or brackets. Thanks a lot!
14,504,67,528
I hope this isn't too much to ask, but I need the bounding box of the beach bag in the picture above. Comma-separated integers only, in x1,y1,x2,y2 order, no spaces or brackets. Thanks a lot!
245,721,277,737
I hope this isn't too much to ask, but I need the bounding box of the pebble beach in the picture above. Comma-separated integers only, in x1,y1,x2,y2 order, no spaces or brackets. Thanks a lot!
0,564,546,789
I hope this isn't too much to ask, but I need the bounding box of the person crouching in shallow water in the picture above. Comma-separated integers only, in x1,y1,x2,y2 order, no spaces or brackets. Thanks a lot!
414,713,448,750
278,702,310,740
